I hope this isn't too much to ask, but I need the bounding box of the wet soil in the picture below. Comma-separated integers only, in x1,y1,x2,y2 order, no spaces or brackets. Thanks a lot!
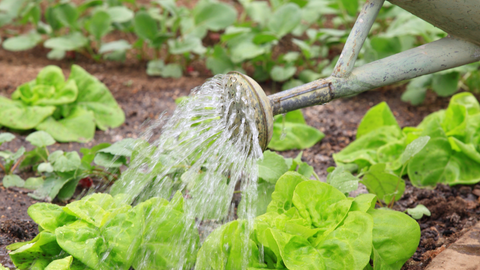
1,48,479,269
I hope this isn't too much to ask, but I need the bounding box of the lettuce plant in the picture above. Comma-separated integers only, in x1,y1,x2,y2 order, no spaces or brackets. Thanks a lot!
2,131,130,202
197,171,420,269
0,65,124,142
334,92,480,187
267,110,324,151
7,192,199,270
0,132,25,188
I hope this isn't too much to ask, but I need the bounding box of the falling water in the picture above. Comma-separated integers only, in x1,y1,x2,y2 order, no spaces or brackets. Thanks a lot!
104,74,263,269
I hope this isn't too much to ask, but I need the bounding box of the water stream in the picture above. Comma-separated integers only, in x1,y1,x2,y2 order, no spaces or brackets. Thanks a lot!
106,74,263,269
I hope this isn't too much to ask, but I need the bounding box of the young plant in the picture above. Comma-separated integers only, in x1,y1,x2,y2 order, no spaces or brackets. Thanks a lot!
7,192,199,269
238,150,319,218
267,109,324,151
334,93,480,187
198,171,421,269
0,132,25,188
2,131,132,202
0,65,125,142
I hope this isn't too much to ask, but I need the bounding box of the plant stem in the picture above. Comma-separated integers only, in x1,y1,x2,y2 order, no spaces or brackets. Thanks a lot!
0,162,5,173
10,157,24,174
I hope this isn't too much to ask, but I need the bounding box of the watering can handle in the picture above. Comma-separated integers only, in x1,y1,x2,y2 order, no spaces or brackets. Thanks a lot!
267,0,480,115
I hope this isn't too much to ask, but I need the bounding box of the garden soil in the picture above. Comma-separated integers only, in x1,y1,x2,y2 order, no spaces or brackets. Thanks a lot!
1,48,480,269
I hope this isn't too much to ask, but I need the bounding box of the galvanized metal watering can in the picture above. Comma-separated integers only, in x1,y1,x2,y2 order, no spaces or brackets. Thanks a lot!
228,0,480,150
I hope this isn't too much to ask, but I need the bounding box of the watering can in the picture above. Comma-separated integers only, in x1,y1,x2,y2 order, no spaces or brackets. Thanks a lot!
228,0,480,150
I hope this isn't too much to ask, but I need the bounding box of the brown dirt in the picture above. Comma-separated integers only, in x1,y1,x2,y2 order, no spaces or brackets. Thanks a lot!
1,47,479,269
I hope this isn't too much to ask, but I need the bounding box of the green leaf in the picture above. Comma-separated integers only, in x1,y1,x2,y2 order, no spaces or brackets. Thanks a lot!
196,220,260,269
230,41,265,63
2,32,42,51
8,231,62,269
28,173,73,201
24,177,44,190
333,126,403,172
146,59,165,76
270,65,296,82
107,6,133,23
44,32,88,51
257,150,289,184
357,102,400,139
52,3,78,28
400,136,430,165
267,171,309,215
93,139,136,168
15,202,65,237
292,180,347,227
194,2,237,31
245,1,271,27
253,32,278,45
131,197,199,269
268,110,324,151
316,211,373,270
206,45,235,74
406,204,431,220
238,181,275,218
361,163,404,205
38,162,54,173
20,147,48,170
146,60,182,78
45,256,73,270
98,40,131,54
26,131,56,147
50,151,81,172
133,11,158,42
408,115,480,186
326,166,360,194
282,79,303,91
168,36,206,55
401,75,432,105
55,220,104,268
80,143,111,166
67,65,125,130
3,174,25,188
47,49,66,60
268,3,301,38
97,138,136,157
432,72,460,97
369,208,420,270
0,132,15,145
299,69,321,83
89,10,111,41
36,107,96,143
162,64,182,78
13,67,78,106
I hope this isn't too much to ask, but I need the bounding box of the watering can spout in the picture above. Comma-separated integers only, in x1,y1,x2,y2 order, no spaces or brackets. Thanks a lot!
228,72,336,151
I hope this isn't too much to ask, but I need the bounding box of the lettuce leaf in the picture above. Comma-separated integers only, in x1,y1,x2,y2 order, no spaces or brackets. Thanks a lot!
334,92,480,187
67,65,125,130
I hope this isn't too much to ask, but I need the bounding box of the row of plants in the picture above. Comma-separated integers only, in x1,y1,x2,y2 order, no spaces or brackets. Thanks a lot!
334,92,480,187
0,130,132,202
3,152,423,270
3,87,480,270
0,65,125,143
1,102,437,269
1,0,478,102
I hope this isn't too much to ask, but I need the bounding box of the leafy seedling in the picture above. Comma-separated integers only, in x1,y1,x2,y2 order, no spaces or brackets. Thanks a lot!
268,110,324,151
406,204,431,220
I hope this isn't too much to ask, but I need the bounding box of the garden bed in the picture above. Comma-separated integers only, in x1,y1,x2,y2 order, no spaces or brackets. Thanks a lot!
1,50,479,269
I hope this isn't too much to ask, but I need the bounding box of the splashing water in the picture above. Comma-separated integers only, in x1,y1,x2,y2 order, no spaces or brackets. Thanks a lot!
105,74,263,269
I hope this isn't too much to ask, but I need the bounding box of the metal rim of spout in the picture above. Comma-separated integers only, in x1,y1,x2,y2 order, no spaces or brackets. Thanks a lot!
227,72,273,151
